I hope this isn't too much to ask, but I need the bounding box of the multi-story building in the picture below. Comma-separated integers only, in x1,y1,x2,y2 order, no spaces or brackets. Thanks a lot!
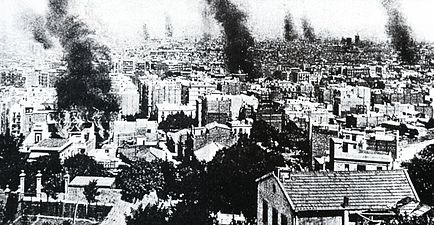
329,128,398,171
332,85,371,116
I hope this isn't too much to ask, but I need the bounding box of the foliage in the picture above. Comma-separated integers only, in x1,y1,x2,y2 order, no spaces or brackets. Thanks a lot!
126,204,169,225
207,136,285,221
116,159,165,203
0,132,25,189
159,161,179,200
166,137,175,153
25,154,63,199
250,119,278,146
402,144,434,206
158,112,198,132
169,201,212,225
4,192,18,222
425,118,434,129
63,154,107,179
0,201,5,223
83,180,100,204
169,160,211,225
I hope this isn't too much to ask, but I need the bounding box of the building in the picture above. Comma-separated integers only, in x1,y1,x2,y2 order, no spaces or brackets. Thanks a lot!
329,128,398,171
155,103,196,123
256,101,285,132
200,95,232,125
333,85,371,116
257,169,422,225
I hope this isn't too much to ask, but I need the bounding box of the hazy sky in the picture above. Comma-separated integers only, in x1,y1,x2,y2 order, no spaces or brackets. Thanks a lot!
1,0,434,44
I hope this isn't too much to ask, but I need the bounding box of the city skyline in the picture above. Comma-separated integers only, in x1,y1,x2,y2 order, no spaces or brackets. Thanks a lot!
1,0,434,44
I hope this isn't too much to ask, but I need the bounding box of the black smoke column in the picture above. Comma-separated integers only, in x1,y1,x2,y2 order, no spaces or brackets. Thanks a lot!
205,0,259,80
23,13,53,49
44,0,119,116
284,13,297,42
301,18,316,42
383,0,417,65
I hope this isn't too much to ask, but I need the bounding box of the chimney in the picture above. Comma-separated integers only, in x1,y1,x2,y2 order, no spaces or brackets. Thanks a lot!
36,170,42,199
64,171,70,196
342,196,349,207
276,167,291,182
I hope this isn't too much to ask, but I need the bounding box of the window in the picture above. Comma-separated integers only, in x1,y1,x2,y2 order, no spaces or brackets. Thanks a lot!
272,208,278,225
344,164,349,171
281,214,288,225
357,165,366,171
377,166,383,171
352,134,356,141
262,200,268,225
343,143,348,153
35,133,42,144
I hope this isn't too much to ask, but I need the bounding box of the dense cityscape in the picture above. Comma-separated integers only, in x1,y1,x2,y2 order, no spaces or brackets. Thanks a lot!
0,0,433,224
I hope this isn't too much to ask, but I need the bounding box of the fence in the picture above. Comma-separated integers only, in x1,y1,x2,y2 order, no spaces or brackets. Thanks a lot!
20,200,112,221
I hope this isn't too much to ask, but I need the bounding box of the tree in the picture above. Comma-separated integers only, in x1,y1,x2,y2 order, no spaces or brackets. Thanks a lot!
168,160,211,225
63,154,107,179
207,136,285,221
83,180,100,204
159,161,179,200
402,144,434,206
25,155,63,199
126,204,169,225
0,201,5,223
166,137,175,153
0,133,26,189
158,112,198,132
250,119,278,146
116,159,165,203
4,192,18,223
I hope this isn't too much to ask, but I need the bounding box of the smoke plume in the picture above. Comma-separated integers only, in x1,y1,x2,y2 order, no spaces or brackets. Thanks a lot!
205,0,258,79
143,24,150,40
165,15,173,38
201,3,212,41
301,18,316,42
284,13,297,42
382,0,417,64
22,13,53,49
42,0,118,115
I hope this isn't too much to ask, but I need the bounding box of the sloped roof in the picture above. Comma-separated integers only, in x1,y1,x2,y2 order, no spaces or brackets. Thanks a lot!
69,176,115,188
36,137,69,148
281,170,418,212
194,142,226,162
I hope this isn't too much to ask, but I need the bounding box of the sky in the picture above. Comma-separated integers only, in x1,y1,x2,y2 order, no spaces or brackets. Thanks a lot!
1,0,434,44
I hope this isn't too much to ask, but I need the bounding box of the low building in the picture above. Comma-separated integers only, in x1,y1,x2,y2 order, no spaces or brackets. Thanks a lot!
257,169,422,225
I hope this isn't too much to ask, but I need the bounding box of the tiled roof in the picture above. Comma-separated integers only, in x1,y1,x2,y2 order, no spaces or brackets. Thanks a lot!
36,137,69,148
281,170,418,212
69,176,115,188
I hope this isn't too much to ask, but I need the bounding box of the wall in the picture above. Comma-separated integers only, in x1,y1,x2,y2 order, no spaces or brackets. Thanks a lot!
257,175,294,225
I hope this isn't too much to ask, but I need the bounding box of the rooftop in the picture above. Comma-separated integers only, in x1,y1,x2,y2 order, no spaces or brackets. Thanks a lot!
277,170,418,212
69,176,116,188
36,137,69,148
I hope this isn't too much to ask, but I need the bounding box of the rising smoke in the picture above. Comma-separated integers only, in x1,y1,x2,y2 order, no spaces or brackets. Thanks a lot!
165,15,173,38
284,13,297,42
22,13,53,49
301,18,316,42
382,0,417,65
205,0,258,80
38,0,118,115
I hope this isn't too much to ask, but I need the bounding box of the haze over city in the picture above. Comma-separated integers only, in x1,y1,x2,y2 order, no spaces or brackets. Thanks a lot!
1,0,434,43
